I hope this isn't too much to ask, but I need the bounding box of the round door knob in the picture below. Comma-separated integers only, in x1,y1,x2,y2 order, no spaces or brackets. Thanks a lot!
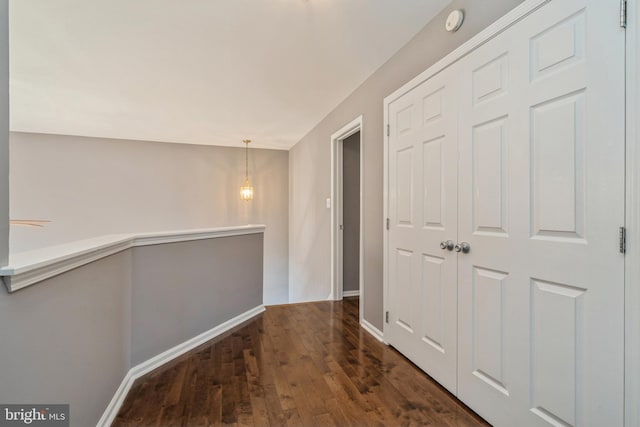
440,240,455,251
454,242,471,253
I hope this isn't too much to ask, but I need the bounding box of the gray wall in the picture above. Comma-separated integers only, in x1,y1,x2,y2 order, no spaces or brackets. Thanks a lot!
131,234,263,365
0,251,132,427
0,232,263,426
342,132,360,293
0,0,8,266
289,0,524,326
9,132,288,304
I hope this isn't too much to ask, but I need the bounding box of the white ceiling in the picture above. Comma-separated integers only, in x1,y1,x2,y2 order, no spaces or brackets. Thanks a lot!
9,0,450,150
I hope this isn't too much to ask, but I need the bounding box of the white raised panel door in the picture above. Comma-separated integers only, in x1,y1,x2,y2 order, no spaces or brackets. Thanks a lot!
387,67,458,393
457,0,625,426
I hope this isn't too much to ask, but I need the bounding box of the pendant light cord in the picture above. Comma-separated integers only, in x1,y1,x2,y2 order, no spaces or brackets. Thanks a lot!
243,139,251,181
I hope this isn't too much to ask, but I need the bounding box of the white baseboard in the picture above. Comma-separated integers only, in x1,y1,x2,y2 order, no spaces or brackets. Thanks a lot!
361,318,384,343
96,369,136,427
97,305,265,427
342,290,360,298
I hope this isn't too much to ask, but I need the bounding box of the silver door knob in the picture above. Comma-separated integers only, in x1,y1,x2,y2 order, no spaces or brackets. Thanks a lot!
440,240,455,251
454,242,470,253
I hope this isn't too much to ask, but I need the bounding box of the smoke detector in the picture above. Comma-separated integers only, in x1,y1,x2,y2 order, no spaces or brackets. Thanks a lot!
445,10,464,32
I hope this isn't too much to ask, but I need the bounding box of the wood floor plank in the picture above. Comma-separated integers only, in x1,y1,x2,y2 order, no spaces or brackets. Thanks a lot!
112,298,489,427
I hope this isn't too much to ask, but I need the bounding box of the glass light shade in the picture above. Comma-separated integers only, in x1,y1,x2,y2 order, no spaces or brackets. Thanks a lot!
240,178,254,201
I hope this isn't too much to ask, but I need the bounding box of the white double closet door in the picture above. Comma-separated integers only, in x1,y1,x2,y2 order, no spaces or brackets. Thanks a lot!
386,0,625,426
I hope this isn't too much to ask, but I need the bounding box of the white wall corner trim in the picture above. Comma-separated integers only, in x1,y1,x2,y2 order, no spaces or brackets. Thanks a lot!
361,318,384,343
0,0,8,269
626,1,639,426
0,225,266,292
97,304,265,427
342,290,360,298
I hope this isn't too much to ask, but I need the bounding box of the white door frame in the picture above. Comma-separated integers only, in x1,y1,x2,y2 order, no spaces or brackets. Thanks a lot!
330,116,364,312
625,1,640,426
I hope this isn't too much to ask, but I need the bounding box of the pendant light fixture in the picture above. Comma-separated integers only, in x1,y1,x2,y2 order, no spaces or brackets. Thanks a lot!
240,139,254,201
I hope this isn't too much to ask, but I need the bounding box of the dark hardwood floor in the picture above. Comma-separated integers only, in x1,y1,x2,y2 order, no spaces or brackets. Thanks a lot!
112,298,488,426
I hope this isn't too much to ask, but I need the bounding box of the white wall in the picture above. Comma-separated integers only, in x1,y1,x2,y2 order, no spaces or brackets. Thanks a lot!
0,0,8,267
289,0,525,326
9,132,289,304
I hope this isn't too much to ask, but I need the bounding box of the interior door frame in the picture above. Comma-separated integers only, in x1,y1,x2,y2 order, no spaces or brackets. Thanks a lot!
384,2,638,423
330,116,364,315
625,1,639,426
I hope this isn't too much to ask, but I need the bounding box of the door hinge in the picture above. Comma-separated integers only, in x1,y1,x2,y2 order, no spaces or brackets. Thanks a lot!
621,0,627,28
620,226,627,253
386,218,390,230
385,311,389,323
386,124,390,137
